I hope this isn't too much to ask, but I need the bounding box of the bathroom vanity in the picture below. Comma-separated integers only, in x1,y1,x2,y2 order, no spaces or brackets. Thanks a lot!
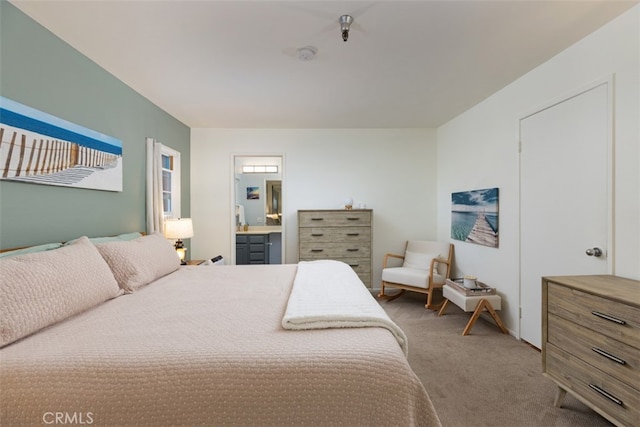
235,226,282,265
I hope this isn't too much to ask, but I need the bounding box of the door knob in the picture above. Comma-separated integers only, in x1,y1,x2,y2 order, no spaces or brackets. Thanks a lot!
585,247,603,257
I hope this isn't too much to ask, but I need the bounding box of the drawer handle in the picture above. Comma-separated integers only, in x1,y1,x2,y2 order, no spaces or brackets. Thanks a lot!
311,218,324,221
588,384,623,406
591,347,626,365
591,311,626,325
346,248,359,252
311,233,324,236
346,233,360,236
310,249,324,252
349,263,359,267
347,217,360,221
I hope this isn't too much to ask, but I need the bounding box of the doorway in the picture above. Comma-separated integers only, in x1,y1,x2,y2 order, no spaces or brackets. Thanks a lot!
519,80,612,348
233,155,284,265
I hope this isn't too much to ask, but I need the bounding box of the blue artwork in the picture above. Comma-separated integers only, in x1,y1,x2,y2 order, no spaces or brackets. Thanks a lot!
0,97,122,191
246,186,260,200
451,187,499,248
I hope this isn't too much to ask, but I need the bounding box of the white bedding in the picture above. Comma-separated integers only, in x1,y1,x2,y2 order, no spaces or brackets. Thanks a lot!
283,260,409,355
1,263,440,426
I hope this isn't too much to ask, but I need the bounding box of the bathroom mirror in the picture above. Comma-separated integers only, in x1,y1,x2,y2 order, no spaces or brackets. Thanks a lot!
266,180,282,225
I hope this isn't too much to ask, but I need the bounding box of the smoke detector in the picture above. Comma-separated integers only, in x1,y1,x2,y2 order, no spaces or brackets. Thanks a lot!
297,46,317,61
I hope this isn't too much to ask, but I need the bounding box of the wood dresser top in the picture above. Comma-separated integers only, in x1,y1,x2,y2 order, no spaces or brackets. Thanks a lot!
544,275,640,307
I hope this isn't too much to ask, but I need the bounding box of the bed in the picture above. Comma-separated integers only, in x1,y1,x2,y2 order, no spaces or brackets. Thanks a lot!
0,233,440,426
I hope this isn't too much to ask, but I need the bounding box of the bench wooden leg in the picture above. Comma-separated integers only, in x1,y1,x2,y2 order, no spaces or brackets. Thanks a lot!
437,299,450,316
462,301,485,336
484,299,508,334
462,299,508,336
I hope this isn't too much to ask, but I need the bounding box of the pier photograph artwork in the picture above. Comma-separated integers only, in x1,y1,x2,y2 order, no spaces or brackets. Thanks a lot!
451,187,499,248
0,97,122,192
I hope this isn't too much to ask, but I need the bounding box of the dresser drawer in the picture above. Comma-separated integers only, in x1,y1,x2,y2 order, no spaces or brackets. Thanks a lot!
339,259,371,288
298,257,370,275
355,273,371,287
297,258,371,286
548,282,640,349
546,344,639,426
299,242,371,259
299,227,371,243
340,257,371,275
548,313,639,389
299,210,371,227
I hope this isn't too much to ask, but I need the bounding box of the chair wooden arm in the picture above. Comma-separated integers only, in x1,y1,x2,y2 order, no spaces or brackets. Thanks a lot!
434,257,451,278
434,258,450,268
382,253,404,268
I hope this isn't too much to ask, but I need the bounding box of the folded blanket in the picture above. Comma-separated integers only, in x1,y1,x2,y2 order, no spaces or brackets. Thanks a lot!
282,260,408,356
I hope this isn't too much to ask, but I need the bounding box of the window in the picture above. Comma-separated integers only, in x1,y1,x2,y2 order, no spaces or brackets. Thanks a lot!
161,146,181,218
242,165,278,174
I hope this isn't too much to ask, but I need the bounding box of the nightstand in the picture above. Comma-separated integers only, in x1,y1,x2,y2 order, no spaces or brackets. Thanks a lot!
185,260,205,266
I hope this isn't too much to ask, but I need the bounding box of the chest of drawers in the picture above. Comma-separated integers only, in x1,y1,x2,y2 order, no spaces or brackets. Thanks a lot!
542,275,640,426
298,209,372,287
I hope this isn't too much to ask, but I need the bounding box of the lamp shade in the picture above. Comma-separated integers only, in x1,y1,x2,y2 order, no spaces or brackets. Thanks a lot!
164,218,194,239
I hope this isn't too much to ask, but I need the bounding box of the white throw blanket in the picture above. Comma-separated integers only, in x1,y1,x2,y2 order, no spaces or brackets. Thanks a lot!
282,260,408,356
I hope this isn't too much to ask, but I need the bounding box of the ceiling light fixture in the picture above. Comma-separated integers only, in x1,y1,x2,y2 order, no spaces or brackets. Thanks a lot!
297,46,317,61
339,15,353,42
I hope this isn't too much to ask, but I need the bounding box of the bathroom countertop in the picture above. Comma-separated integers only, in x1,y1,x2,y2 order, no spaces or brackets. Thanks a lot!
236,226,282,235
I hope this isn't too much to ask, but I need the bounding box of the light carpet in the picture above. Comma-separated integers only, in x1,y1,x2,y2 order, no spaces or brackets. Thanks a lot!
379,292,614,427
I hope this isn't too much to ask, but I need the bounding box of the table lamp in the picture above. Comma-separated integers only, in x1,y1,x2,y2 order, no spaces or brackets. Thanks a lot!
164,218,193,264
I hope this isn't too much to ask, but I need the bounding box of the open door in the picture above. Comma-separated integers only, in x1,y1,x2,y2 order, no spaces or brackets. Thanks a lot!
233,155,284,265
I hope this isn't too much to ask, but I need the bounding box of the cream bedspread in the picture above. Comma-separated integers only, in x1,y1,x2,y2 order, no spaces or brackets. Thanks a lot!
1,264,440,426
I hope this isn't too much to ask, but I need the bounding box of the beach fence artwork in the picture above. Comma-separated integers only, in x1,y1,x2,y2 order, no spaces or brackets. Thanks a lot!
0,97,122,192
451,187,499,248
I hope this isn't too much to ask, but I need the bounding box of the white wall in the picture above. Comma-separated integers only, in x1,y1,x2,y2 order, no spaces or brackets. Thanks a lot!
190,128,438,284
437,6,639,336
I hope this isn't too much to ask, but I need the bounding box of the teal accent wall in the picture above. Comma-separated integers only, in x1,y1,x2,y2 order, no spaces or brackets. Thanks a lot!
0,2,191,248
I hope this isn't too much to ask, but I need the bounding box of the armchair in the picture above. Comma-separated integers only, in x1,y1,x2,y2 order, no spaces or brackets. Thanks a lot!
378,241,454,310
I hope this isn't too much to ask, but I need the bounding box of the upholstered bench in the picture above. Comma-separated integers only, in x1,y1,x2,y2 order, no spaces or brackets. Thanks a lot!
438,284,508,336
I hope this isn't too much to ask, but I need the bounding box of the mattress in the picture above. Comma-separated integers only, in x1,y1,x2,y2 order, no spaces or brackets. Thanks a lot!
1,264,440,426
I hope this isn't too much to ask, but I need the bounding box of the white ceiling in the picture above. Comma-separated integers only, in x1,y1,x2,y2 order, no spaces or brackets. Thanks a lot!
10,0,638,128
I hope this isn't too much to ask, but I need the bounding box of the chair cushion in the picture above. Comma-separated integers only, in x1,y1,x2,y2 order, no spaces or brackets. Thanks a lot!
402,251,439,274
382,267,445,289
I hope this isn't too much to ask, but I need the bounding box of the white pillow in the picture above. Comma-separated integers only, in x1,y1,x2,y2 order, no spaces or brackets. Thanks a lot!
64,231,143,246
0,242,63,258
403,251,439,274
95,233,180,293
0,236,122,347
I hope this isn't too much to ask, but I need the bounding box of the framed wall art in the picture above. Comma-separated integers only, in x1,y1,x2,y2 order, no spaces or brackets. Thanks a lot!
451,187,499,248
0,97,122,191
246,186,260,200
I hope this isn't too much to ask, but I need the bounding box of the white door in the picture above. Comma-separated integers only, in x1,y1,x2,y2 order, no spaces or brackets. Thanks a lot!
519,82,611,348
